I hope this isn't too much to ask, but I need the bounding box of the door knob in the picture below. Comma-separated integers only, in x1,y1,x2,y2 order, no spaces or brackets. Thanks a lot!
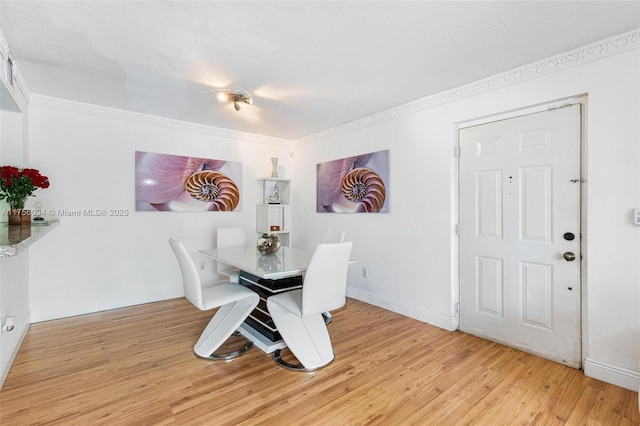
563,252,576,262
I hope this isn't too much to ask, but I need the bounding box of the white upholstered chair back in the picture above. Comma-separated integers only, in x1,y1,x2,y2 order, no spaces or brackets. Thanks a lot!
169,238,205,310
216,227,247,282
301,242,353,316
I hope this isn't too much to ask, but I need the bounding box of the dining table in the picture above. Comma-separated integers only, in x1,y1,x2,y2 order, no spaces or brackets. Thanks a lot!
200,245,313,280
199,245,314,353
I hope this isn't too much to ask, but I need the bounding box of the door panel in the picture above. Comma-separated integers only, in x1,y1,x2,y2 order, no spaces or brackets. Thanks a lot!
521,165,551,242
477,170,502,239
520,261,553,330
477,256,503,316
459,105,581,368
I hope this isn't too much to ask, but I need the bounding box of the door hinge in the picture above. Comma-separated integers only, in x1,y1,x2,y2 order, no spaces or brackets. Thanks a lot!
455,224,460,235
454,146,461,158
455,302,460,313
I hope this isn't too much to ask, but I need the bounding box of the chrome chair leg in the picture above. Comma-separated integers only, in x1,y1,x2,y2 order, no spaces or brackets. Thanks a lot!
202,331,254,360
272,347,334,372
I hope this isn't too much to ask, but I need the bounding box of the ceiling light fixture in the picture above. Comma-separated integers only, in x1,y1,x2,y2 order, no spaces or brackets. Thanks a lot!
216,89,253,111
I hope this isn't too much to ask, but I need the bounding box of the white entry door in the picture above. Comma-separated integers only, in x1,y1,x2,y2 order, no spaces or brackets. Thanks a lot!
458,105,582,368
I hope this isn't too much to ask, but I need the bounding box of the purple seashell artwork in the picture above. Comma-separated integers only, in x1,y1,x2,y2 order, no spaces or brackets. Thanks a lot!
317,150,389,213
135,151,242,212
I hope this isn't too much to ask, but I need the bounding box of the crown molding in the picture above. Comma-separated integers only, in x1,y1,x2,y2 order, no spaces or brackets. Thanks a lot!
296,28,640,145
29,94,293,147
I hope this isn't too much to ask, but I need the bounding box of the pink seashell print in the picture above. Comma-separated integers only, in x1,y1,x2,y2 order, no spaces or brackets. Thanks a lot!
135,151,242,212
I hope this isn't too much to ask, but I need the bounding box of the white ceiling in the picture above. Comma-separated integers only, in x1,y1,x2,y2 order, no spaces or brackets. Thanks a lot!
1,1,638,140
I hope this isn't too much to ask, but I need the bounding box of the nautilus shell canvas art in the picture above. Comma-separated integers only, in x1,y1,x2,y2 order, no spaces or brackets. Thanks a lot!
317,150,389,213
135,151,242,212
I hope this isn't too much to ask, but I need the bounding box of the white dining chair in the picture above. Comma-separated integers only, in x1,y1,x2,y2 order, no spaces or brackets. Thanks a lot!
267,241,353,371
169,238,258,360
319,229,346,324
216,227,248,284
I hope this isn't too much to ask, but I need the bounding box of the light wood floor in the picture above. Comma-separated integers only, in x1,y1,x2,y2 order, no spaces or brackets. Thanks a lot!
1,298,638,425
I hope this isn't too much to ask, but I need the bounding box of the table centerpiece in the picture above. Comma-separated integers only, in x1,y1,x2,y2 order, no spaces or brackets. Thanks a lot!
257,233,281,255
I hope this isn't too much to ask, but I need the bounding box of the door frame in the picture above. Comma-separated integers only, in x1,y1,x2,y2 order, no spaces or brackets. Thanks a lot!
452,95,588,368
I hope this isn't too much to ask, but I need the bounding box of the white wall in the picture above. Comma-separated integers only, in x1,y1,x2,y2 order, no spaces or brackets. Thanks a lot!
27,99,292,321
294,44,640,390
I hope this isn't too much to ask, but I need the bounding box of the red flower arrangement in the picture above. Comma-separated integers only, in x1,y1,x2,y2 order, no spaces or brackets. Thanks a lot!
0,166,50,210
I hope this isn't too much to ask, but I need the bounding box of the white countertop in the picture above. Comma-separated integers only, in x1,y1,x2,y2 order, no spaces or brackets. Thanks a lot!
0,220,60,257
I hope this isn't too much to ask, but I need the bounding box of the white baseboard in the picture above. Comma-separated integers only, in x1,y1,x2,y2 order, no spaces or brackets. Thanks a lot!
347,286,457,331
584,357,640,392
30,291,183,323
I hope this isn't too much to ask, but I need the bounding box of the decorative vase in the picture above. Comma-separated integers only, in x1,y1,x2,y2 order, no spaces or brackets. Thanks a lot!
8,209,31,226
257,233,281,255
8,222,31,242
270,157,278,178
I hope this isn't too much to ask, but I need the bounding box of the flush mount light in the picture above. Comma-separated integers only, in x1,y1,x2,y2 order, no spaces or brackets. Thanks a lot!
216,89,253,111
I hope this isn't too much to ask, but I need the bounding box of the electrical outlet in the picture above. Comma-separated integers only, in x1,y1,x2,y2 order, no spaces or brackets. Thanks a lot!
362,267,369,278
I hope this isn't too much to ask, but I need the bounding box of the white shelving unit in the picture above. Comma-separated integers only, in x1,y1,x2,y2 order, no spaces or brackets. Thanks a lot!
256,178,291,247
